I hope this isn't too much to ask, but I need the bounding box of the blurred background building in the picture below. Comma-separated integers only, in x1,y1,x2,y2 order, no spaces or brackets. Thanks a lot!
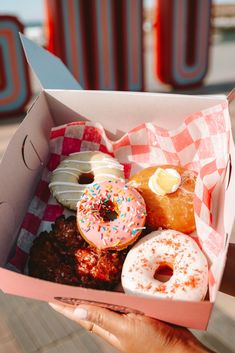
1,0,235,96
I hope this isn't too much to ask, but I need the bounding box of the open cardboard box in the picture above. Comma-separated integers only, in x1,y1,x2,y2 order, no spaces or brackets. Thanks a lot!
0,36,235,330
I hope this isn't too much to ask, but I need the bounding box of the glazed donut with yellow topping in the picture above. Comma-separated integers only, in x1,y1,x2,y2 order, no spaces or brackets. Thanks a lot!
128,165,196,234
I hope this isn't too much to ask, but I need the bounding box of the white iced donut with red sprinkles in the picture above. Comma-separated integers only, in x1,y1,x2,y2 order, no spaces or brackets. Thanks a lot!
77,180,146,250
121,230,208,301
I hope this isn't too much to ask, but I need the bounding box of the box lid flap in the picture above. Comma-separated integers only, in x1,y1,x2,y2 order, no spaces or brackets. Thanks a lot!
20,34,82,90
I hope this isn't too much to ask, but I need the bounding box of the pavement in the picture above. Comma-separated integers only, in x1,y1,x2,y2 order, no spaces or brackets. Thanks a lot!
0,29,235,353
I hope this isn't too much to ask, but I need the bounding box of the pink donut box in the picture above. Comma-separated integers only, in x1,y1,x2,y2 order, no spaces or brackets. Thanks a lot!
0,35,235,330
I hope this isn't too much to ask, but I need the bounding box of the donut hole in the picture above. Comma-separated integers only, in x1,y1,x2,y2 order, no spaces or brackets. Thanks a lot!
78,172,94,184
99,200,119,222
154,263,173,283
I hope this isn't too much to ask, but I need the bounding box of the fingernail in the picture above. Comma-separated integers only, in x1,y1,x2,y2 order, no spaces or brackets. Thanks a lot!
74,307,88,320
49,302,64,310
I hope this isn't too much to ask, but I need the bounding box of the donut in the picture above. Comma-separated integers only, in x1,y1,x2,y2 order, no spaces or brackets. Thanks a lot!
77,180,146,250
28,215,127,290
49,151,125,210
48,215,87,254
28,227,79,286
121,229,208,301
128,165,196,234
74,246,126,290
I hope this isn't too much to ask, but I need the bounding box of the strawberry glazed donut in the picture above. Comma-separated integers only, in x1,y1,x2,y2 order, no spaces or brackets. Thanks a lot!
77,180,146,250
121,229,208,301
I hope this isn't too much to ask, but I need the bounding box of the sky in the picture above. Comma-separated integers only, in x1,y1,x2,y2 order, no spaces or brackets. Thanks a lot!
0,0,44,23
0,0,234,23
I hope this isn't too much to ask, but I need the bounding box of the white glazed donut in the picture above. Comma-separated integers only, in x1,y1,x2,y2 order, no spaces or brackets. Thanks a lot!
49,151,124,210
121,230,208,301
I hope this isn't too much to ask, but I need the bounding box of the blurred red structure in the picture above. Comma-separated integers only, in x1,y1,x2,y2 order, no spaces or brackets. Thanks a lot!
0,1,215,117
155,0,212,88
45,0,144,91
0,16,31,116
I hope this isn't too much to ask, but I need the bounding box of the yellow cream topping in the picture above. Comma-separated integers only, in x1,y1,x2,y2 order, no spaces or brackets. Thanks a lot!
148,168,181,196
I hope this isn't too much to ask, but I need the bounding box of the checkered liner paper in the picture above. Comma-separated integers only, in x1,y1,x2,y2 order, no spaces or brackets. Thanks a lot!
8,101,231,298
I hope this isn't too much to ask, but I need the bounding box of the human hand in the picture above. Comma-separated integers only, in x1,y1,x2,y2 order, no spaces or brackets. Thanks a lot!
48,244,234,353
49,303,214,353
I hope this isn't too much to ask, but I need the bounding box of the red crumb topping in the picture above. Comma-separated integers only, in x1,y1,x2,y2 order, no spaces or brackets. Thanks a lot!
184,276,199,288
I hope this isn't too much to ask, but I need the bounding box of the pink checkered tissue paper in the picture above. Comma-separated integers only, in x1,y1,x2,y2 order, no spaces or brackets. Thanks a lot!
7,101,231,299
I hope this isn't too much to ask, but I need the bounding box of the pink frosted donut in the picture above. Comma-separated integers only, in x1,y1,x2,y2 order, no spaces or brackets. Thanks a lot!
77,180,146,250
121,229,208,301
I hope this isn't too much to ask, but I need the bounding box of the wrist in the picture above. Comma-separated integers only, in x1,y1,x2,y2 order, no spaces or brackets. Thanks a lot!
180,336,216,353
172,330,216,353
